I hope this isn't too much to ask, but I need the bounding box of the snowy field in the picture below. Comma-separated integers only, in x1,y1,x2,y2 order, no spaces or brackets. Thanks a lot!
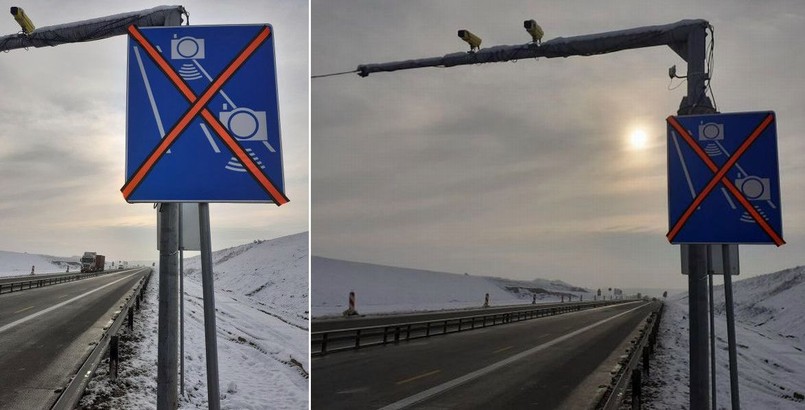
80,232,309,409
0,249,80,277
645,266,805,409
312,256,603,317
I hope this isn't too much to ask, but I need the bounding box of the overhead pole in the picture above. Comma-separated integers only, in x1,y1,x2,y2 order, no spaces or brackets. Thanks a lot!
155,13,184,410
157,203,180,409
352,18,716,410
680,25,716,410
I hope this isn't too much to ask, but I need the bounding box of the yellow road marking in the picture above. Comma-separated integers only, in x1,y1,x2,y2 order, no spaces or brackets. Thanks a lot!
395,369,441,385
14,306,34,314
493,345,514,354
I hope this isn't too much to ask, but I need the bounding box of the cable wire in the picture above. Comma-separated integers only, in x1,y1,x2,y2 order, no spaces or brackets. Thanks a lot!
706,25,718,111
311,69,359,79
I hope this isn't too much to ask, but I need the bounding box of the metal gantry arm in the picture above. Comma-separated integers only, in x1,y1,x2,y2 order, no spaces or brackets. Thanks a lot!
0,5,185,51
357,19,708,76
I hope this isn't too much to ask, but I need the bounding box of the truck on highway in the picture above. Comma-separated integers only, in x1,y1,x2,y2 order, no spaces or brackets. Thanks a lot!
80,252,105,273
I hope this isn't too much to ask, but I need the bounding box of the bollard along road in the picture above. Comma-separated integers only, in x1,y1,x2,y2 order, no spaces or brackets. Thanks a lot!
0,268,149,410
312,300,658,409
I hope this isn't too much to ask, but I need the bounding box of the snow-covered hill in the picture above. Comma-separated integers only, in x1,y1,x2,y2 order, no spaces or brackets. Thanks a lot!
81,233,309,409
0,249,80,277
712,266,805,344
311,256,598,317
183,232,309,327
646,267,805,409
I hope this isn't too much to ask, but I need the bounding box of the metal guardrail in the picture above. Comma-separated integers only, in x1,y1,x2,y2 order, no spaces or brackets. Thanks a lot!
596,301,664,410
0,271,116,294
51,268,153,410
312,300,630,356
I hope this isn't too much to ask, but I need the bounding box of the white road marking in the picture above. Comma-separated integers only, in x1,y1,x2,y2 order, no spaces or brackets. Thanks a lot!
492,346,513,354
0,272,141,334
396,369,441,385
379,302,649,410
336,387,369,394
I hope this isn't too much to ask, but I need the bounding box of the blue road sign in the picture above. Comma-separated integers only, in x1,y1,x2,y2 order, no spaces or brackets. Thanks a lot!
666,111,783,245
124,24,286,204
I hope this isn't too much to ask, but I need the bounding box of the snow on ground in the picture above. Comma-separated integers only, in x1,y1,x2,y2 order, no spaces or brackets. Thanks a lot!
182,232,308,328
80,233,309,409
312,256,599,317
644,267,805,409
0,249,79,277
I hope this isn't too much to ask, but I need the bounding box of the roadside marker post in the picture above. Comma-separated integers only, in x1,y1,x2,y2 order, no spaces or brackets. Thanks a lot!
343,291,358,316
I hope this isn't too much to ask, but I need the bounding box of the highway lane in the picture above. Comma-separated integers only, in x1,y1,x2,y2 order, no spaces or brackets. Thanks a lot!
0,268,149,410
312,300,625,332
312,301,658,409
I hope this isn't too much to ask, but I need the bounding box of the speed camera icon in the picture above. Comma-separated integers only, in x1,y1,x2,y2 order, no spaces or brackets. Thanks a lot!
219,105,268,141
698,122,724,141
735,176,771,201
171,35,205,60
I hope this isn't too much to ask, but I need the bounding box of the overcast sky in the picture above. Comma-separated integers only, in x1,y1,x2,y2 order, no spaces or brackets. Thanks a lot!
311,0,805,290
0,1,308,261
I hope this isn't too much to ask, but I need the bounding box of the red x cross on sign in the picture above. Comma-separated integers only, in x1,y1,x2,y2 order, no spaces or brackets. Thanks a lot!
666,114,784,246
121,24,289,206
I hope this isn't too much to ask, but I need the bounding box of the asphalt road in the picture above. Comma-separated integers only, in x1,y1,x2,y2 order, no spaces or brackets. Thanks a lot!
0,268,149,410
312,300,625,332
312,300,658,409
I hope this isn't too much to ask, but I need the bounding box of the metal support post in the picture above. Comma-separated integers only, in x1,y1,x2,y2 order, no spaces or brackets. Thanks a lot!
199,203,221,410
110,335,119,380
722,244,741,410
631,370,642,409
708,265,716,410
155,14,184,410
157,203,179,410
178,204,185,397
680,25,714,410
642,346,650,377
684,244,711,410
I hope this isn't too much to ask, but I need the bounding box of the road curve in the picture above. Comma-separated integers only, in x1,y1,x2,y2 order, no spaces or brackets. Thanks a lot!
0,268,148,410
312,301,657,409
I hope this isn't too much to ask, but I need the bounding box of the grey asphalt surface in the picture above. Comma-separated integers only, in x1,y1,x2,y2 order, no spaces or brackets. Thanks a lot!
312,301,657,409
312,300,623,332
0,268,148,410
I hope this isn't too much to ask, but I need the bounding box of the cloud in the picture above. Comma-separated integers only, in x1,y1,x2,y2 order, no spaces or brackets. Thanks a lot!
312,0,805,289
0,1,308,260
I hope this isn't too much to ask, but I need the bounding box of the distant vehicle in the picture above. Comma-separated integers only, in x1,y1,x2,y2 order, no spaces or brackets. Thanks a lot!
118,265,124,270
80,252,106,273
